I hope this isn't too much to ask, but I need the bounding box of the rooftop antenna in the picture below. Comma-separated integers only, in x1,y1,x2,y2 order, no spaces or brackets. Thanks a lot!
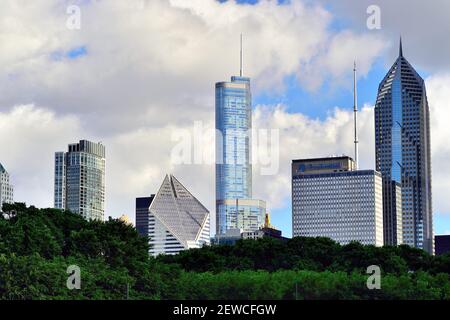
240,33,243,77
353,61,359,170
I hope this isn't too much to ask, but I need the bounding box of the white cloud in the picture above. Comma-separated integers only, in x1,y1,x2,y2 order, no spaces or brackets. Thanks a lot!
426,74,450,215
313,0,450,71
252,103,375,210
0,105,84,208
0,0,386,134
299,31,385,91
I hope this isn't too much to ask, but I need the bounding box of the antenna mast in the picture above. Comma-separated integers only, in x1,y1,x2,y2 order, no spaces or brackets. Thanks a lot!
353,61,359,170
240,33,243,77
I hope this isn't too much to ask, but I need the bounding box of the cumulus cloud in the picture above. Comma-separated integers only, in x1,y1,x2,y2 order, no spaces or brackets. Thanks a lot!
314,0,450,71
0,0,386,134
0,104,215,224
298,31,385,91
0,105,84,208
252,103,375,210
426,74,450,215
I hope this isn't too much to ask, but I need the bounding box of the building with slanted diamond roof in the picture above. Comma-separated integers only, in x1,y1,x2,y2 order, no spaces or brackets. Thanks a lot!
135,174,210,256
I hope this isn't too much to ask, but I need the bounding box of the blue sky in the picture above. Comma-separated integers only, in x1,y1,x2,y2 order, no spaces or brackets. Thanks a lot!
50,46,87,61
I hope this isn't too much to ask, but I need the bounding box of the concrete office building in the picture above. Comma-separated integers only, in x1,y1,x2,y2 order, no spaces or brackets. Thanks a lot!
135,174,210,256
292,156,385,246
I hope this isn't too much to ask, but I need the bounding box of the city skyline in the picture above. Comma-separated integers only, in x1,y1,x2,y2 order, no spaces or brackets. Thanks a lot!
1,1,450,239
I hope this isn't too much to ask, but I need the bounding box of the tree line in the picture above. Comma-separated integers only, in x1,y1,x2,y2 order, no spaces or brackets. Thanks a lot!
1,203,449,299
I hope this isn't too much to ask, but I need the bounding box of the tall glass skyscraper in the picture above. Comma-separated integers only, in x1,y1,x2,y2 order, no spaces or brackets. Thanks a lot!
54,140,105,221
375,39,433,253
0,162,14,211
215,74,266,235
216,76,252,201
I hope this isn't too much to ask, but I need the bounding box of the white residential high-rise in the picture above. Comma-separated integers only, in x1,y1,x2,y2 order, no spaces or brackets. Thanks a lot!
0,162,14,211
292,156,385,247
136,174,210,256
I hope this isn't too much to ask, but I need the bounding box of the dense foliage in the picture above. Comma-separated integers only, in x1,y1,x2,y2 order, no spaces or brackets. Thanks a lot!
158,234,450,275
1,203,449,300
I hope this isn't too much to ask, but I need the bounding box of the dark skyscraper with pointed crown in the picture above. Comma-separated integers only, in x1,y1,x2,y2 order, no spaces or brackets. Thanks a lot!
375,38,433,253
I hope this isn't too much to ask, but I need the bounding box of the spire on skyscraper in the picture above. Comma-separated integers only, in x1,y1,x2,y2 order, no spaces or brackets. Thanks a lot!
399,36,403,57
353,61,359,170
240,33,243,77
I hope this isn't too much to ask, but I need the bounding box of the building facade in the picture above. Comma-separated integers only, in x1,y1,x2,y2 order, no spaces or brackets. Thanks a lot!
216,198,266,233
292,157,384,247
54,140,105,221
213,212,287,244
136,174,210,256
0,163,14,211
375,39,433,253
212,228,242,245
242,212,288,242
215,75,265,234
383,181,403,246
